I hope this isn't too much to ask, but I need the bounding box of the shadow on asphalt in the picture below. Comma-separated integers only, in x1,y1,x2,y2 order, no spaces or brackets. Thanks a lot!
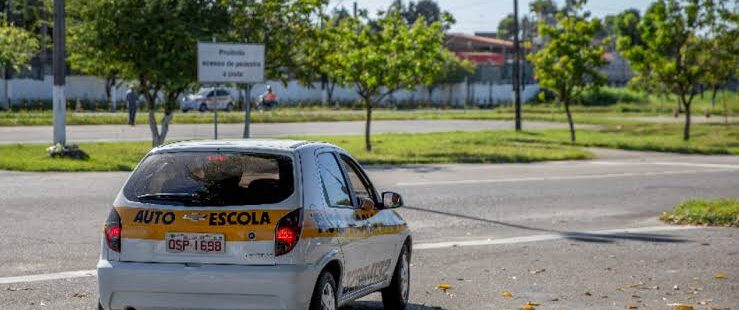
342,301,445,310
404,206,688,244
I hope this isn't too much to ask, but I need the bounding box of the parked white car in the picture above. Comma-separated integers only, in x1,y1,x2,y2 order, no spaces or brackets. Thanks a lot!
180,88,235,112
97,139,411,310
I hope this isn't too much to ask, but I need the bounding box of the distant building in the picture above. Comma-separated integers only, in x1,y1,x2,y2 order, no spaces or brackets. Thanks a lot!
473,31,497,39
601,52,633,86
445,33,534,84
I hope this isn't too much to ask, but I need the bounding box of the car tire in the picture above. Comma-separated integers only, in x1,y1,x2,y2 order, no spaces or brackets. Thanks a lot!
97,300,104,310
198,103,207,112
309,270,338,310
226,102,234,112
181,109,189,113
382,243,410,310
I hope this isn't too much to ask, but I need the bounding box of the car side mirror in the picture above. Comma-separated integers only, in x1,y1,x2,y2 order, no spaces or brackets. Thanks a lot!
382,191,404,209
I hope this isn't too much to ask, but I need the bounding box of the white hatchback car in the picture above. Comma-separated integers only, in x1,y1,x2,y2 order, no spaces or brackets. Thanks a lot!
180,88,235,112
97,139,411,310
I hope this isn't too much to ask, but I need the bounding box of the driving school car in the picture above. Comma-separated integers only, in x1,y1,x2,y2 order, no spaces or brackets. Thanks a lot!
97,139,411,310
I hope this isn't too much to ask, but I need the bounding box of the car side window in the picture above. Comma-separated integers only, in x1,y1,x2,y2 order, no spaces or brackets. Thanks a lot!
339,155,375,203
317,153,353,208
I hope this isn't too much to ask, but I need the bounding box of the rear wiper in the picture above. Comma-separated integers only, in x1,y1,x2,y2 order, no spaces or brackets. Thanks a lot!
136,193,200,202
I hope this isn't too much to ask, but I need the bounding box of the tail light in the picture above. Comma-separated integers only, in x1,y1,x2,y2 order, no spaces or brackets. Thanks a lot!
104,208,122,252
275,209,302,256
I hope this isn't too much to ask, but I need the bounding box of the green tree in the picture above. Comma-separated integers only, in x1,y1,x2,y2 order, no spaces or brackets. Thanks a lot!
528,0,606,143
294,7,350,108
0,20,39,110
323,12,447,151
530,0,557,24
699,8,737,113
497,14,516,40
425,50,475,102
617,0,733,140
67,17,126,110
227,0,326,84
69,0,229,146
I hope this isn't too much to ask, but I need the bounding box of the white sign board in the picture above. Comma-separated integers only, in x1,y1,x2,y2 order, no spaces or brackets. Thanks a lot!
197,42,265,83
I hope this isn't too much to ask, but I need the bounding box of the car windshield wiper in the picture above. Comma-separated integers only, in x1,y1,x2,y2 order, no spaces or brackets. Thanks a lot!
136,193,200,202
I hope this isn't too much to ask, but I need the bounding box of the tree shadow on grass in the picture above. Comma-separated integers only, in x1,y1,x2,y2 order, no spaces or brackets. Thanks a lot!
342,301,446,310
404,205,688,244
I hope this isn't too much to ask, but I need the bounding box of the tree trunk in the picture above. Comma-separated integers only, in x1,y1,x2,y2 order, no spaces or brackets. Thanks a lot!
147,98,160,147
564,99,576,143
711,86,718,108
683,101,691,141
364,97,373,152
723,91,729,124
327,81,336,109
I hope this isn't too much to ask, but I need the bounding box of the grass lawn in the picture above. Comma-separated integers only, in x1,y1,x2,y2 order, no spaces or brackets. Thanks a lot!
0,131,592,172
291,131,592,165
660,198,739,227
0,122,734,172
498,122,739,155
0,142,152,172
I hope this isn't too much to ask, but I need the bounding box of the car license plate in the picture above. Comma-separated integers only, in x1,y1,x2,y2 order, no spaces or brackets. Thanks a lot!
166,233,225,254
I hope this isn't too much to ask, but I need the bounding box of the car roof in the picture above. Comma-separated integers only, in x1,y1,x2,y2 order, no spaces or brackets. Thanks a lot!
153,139,324,153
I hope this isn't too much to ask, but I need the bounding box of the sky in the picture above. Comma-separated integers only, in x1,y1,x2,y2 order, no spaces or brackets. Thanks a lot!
327,0,652,34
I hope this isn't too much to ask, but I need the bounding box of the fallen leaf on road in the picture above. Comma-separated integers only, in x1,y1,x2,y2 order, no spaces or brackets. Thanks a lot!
668,304,694,310
713,273,727,280
584,291,592,296
72,292,87,298
5,287,32,291
520,302,538,310
628,306,638,309
435,283,451,292
529,269,546,274
501,291,513,297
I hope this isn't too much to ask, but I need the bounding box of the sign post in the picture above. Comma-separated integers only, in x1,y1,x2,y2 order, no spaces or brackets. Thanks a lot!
197,42,264,139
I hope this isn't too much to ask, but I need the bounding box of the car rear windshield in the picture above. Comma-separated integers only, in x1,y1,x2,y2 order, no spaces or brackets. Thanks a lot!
123,152,294,206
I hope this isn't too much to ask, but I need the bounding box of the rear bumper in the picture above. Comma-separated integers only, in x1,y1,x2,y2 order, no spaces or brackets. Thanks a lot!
97,259,317,310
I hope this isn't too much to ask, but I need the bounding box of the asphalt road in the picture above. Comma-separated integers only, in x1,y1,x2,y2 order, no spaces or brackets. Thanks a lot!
0,120,578,144
0,151,737,309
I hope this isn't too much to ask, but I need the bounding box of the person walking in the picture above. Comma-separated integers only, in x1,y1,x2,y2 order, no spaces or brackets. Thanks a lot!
126,89,138,126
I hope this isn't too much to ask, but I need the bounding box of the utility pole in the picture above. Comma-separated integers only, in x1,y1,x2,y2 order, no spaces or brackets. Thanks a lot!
513,0,522,131
53,0,66,145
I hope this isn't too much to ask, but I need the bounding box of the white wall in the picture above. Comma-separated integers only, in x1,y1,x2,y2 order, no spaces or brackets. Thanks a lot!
1,75,540,107
0,75,131,103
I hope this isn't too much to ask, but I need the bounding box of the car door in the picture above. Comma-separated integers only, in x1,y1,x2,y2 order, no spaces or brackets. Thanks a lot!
204,90,216,108
217,89,229,109
337,154,397,288
314,151,375,296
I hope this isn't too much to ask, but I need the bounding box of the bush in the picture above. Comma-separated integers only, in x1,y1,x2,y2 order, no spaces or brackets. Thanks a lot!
580,87,647,106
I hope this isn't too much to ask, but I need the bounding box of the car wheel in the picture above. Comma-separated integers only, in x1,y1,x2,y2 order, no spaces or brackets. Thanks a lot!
309,271,337,310
226,102,234,112
198,103,207,112
382,243,410,310
181,109,189,113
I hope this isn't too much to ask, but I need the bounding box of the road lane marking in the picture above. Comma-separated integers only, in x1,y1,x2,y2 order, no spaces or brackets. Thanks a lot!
396,168,736,186
650,161,739,169
0,269,96,285
0,225,703,285
414,225,702,250
591,161,739,169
